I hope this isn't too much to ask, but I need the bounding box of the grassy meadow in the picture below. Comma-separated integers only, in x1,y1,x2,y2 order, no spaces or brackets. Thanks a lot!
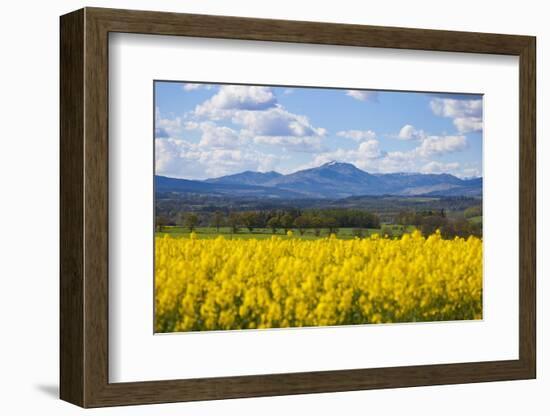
155,225,416,240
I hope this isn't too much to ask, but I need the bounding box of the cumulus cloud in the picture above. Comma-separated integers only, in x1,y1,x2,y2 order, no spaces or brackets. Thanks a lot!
336,129,376,142
453,117,483,133
182,83,202,91
430,98,483,133
196,122,246,149
430,98,481,118
309,139,385,168
420,161,460,174
155,115,246,150
155,137,279,179
191,86,327,152
306,131,468,174
155,127,170,138
155,107,186,138
357,140,384,159
416,135,467,157
234,106,325,138
155,114,183,138
155,138,196,175
195,85,277,118
461,167,482,178
253,135,324,153
183,121,200,130
310,149,411,174
182,83,214,91
397,124,426,140
345,90,379,102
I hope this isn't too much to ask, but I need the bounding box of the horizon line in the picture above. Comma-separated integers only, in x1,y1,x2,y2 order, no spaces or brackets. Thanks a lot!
155,160,483,182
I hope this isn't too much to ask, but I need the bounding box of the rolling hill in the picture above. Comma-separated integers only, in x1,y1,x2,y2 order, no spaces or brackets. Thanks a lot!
156,161,482,199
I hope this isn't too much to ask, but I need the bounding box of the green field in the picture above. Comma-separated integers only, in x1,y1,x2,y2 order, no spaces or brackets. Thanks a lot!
156,225,415,240
468,215,483,224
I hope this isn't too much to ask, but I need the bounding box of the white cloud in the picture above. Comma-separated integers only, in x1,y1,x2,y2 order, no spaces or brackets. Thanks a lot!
156,117,246,149
336,129,376,142
385,150,415,162
182,83,214,91
461,167,481,178
306,131,468,174
183,121,200,130
357,140,384,159
309,139,384,168
155,114,183,138
416,135,467,157
453,117,483,133
192,87,327,152
234,106,325,139
420,161,460,174
397,124,426,140
197,122,245,149
155,138,196,175
430,98,481,118
310,149,411,174
253,135,324,153
155,137,279,179
345,90,378,102
430,98,482,133
182,83,201,91
195,85,277,118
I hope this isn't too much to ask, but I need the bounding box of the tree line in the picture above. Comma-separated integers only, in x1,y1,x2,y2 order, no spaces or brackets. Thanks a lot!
396,208,482,239
156,208,381,235
156,206,482,239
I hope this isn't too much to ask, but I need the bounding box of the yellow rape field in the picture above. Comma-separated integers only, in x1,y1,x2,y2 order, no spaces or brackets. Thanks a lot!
155,231,482,332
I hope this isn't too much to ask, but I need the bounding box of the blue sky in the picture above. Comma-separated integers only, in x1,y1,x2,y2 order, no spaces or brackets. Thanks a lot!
155,81,482,180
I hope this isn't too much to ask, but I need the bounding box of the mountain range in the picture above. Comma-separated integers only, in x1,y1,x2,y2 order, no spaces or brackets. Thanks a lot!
156,161,482,199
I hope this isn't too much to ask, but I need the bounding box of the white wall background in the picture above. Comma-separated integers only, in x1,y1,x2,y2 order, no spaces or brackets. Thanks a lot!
0,0,546,414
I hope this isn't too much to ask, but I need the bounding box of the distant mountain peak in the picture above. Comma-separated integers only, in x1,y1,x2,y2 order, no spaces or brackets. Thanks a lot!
205,169,283,186
180,161,482,199
322,160,352,167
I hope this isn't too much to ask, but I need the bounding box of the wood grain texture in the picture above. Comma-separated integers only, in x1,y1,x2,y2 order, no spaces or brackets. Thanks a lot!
59,8,84,407
59,7,537,408
83,10,110,406
518,38,537,375
87,7,532,55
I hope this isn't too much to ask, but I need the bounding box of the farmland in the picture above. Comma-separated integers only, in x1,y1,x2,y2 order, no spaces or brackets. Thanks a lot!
156,225,414,240
155,231,483,332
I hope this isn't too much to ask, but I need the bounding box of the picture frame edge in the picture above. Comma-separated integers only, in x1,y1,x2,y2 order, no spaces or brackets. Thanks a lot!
59,7,537,408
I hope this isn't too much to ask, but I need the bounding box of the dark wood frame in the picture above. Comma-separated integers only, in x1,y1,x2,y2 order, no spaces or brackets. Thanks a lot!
60,7,536,408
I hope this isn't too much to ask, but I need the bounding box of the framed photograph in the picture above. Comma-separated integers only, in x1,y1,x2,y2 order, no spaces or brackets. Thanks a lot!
60,7,536,408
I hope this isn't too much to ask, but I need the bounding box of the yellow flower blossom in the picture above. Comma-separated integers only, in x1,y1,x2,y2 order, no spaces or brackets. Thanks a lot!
155,231,482,332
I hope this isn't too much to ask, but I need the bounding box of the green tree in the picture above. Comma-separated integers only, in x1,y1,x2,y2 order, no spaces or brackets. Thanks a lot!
323,216,339,235
211,211,224,233
156,215,169,232
228,212,241,234
420,215,447,236
267,216,280,234
293,215,309,235
184,213,199,232
280,213,294,233
310,215,323,236
242,211,259,233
